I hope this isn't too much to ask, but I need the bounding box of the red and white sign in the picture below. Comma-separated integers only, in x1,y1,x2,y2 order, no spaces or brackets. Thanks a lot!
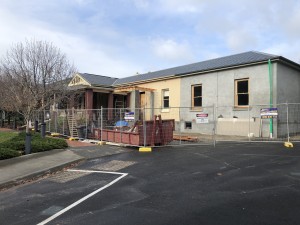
196,113,209,123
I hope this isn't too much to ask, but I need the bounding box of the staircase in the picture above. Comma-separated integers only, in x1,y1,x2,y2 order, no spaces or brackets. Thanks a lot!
67,111,78,138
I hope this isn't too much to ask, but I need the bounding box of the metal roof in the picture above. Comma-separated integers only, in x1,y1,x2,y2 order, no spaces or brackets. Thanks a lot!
113,51,280,86
79,73,118,86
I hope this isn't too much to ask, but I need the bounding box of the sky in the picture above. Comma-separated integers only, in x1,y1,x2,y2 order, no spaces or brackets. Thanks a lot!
1,0,300,78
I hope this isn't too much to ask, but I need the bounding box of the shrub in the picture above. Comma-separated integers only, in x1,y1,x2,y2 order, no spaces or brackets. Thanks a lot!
31,137,68,153
0,131,68,158
0,141,25,151
0,148,22,160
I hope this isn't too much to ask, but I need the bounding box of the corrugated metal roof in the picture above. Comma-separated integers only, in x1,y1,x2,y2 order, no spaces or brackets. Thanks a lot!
79,73,118,86
113,51,280,86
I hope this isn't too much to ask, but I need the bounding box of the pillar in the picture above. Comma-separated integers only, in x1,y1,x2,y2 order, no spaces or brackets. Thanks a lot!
126,93,131,108
130,90,140,120
108,92,114,120
85,89,93,120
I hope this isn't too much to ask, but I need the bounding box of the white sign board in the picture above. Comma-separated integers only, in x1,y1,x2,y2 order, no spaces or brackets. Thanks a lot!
124,112,135,121
260,108,278,119
196,113,209,124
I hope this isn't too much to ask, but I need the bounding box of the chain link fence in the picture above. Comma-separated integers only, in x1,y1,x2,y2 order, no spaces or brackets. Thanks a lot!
23,103,300,146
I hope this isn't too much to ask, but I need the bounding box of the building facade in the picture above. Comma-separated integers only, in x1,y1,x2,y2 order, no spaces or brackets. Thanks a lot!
68,51,300,138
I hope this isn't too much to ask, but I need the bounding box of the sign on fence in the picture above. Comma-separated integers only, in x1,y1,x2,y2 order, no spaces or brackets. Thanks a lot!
196,113,209,123
260,108,278,119
124,112,135,121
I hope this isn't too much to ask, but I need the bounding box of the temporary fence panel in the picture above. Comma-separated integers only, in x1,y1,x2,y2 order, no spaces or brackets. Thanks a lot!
284,103,300,142
214,104,289,142
145,106,216,146
27,103,300,145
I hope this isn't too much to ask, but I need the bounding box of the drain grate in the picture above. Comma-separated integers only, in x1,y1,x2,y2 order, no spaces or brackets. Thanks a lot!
92,160,136,171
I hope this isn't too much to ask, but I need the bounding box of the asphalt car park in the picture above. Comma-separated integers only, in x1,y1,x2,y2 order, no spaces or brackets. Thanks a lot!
1,142,300,225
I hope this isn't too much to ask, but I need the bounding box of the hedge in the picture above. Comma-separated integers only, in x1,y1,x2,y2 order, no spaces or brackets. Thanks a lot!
0,131,68,159
0,148,22,160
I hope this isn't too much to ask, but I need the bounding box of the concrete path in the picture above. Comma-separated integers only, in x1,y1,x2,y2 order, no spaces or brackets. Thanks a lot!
0,149,84,189
0,143,133,189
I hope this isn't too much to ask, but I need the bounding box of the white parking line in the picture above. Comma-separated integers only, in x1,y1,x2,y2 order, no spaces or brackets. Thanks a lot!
37,169,128,225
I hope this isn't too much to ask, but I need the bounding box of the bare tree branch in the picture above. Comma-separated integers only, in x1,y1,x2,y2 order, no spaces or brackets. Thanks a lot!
0,39,77,132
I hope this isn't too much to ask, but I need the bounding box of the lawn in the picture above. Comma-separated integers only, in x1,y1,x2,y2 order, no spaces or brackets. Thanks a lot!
0,131,19,143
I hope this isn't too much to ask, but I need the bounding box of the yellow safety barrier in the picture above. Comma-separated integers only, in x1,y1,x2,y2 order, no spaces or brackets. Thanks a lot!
139,147,152,152
284,142,293,148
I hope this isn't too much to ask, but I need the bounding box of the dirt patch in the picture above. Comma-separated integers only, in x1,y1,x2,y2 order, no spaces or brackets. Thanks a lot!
0,128,15,132
66,140,95,147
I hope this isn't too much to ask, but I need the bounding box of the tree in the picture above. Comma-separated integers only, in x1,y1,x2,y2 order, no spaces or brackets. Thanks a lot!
0,39,76,152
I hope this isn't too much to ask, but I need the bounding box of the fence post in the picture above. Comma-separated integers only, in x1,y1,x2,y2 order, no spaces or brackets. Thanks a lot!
71,108,74,137
213,104,216,147
120,108,122,143
286,102,290,143
55,111,57,133
215,105,218,143
143,108,146,147
97,109,100,129
62,112,65,135
101,106,103,142
48,112,51,133
248,105,251,142
85,109,88,139
179,107,181,145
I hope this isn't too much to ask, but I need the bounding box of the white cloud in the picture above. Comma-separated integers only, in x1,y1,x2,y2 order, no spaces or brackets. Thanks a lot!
151,38,194,63
159,0,206,13
1,0,300,79
0,3,141,78
263,43,300,64
132,0,150,9
225,30,258,52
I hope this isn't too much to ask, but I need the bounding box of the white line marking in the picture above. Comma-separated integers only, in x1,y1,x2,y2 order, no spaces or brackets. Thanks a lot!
37,169,128,225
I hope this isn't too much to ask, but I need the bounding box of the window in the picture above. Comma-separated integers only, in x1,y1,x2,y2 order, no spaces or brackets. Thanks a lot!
162,89,169,108
235,78,249,107
192,84,202,108
185,121,192,129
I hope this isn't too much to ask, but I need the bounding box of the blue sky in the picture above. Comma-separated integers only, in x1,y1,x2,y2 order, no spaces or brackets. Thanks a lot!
1,0,300,78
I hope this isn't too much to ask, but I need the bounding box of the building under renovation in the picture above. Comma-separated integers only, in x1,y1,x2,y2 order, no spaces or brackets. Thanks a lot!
64,51,300,140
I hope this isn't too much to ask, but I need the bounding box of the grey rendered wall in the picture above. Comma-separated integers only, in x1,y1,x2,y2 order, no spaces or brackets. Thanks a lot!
276,63,300,104
180,63,272,107
179,63,273,136
276,63,300,137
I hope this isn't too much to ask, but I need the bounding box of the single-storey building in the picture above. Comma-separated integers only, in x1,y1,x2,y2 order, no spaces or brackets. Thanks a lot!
67,51,300,138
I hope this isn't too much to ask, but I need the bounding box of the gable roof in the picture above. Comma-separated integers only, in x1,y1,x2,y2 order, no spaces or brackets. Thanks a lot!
113,51,280,86
79,73,118,87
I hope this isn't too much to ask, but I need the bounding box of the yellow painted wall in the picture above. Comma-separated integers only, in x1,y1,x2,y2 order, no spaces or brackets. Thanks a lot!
137,78,181,120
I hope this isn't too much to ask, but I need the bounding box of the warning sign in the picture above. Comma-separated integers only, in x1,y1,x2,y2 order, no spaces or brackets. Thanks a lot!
196,113,209,124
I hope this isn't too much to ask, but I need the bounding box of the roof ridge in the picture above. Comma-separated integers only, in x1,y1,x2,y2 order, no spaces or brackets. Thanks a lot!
80,73,118,80
249,50,280,58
